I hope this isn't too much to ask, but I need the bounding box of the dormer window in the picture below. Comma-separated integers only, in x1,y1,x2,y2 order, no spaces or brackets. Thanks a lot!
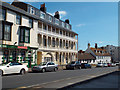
62,22,65,27
30,7,35,14
48,15,52,22
55,18,59,25
40,11,45,19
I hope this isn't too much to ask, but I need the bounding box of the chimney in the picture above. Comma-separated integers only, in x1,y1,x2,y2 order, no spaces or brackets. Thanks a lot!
40,3,46,12
88,43,90,48
65,19,69,24
54,11,60,19
95,43,97,49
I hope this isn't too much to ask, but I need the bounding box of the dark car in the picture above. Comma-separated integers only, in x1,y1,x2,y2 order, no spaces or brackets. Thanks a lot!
107,63,112,67
81,63,91,69
66,61,81,70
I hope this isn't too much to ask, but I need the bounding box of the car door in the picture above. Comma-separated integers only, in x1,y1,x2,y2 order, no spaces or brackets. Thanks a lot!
51,62,55,70
4,63,15,74
46,63,52,71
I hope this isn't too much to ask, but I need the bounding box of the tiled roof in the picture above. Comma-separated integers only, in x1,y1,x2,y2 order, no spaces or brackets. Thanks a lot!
78,53,96,60
90,47,111,56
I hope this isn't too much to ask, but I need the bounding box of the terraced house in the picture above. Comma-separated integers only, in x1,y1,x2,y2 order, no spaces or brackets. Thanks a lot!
0,0,78,66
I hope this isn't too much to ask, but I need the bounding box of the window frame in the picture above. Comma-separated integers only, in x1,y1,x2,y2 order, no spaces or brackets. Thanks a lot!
29,18,33,28
19,27,30,43
16,14,21,25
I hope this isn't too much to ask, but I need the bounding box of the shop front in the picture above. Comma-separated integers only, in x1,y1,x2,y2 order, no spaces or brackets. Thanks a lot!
0,44,38,67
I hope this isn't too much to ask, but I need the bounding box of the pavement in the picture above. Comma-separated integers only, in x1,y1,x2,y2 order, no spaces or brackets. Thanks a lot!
2,66,118,89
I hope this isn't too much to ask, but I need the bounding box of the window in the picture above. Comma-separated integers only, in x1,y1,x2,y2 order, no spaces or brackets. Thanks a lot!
2,21,13,41
60,40,62,48
0,9,6,20
43,36,46,46
4,24,11,41
52,38,55,47
60,30,62,35
43,24,47,30
30,7,35,14
71,42,73,49
62,22,65,27
20,28,30,43
16,14,21,25
52,28,55,33
55,18,59,25
66,23,70,29
48,16,52,22
29,18,33,28
40,12,45,19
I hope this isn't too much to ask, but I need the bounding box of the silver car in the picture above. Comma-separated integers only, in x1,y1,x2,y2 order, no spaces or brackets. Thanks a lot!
32,62,58,73
96,63,103,67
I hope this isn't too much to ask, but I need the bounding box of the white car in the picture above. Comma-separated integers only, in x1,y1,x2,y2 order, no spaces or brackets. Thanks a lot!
0,62,28,76
96,63,103,67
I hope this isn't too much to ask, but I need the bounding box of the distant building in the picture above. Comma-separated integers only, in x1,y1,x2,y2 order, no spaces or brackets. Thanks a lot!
85,43,111,64
103,45,118,63
78,50,96,64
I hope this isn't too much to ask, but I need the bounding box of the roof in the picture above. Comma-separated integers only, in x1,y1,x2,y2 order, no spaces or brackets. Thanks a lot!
1,1,78,35
78,53,96,60
90,47,111,56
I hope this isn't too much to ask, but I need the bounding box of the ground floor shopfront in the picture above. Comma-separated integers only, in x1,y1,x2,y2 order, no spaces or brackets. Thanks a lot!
37,50,77,65
0,44,37,67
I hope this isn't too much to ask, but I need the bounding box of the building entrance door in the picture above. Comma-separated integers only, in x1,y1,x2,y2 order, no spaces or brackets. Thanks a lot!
37,52,42,65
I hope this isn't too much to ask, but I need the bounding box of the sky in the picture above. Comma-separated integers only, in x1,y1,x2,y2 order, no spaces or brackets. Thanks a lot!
6,0,118,50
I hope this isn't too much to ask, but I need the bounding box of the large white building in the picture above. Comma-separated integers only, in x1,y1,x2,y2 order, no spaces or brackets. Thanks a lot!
103,45,118,63
85,43,111,64
0,1,78,66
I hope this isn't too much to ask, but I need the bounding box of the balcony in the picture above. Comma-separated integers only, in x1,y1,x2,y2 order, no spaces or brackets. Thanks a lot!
37,29,77,42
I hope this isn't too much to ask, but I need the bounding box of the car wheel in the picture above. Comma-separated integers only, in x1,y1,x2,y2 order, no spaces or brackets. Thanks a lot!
20,69,25,75
73,67,76,70
42,68,46,73
0,70,3,76
79,66,81,69
54,68,57,72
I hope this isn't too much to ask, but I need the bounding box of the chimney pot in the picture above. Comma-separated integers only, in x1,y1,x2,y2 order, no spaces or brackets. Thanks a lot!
65,19,69,24
40,3,46,12
95,43,97,49
54,11,60,19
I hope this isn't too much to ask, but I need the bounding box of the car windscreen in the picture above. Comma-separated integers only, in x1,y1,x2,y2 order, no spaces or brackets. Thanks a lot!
70,61,75,64
39,62,47,66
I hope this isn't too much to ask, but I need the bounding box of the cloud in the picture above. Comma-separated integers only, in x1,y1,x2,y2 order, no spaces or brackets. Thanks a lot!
47,11,67,20
76,24,86,27
98,41,104,44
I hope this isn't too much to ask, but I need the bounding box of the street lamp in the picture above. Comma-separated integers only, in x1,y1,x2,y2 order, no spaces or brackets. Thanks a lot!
13,42,17,62
14,42,17,45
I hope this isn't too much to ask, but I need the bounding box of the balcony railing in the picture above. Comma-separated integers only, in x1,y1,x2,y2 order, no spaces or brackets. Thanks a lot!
38,29,77,42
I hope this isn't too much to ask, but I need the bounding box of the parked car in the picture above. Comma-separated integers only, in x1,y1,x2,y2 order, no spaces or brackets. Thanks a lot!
32,62,58,73
107,63,112,67
96,63,103,67
0,62,28,76
103,63,108,67
66,61,81,70
81,63,91,69
111,63,116,67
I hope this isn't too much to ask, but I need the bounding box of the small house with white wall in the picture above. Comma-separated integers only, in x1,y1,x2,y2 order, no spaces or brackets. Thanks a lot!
85,43,111,64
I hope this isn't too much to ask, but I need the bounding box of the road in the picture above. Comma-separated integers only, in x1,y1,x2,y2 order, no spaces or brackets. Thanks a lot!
2,67,118,89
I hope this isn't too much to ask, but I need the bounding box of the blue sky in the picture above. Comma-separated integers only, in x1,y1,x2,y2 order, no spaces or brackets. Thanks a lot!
7,1,118,50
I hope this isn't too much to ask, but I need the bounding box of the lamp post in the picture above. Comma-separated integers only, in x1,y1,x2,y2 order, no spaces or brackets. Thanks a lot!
13,42,17,62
